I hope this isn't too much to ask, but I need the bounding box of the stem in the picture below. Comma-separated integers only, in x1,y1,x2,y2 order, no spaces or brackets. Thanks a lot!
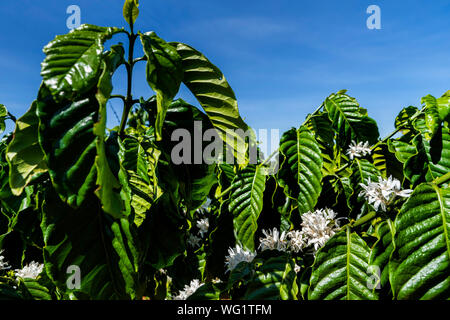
433,172,450,186
119,22,138,136
216,185,233,199
340,211,377,230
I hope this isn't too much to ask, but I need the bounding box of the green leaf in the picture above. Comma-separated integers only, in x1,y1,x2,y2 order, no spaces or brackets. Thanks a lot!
94,45,127,218
422,95,442,140
278,126,323,214
119,136,161,227
170,42,253,164
244,252,298,300
369,220,395,292
324,91,379,147
41,191,139,300
228,165,266,251
123,0,139,25
405,122,450,186
372,143,404,181
37,46,124,210
395,106,418,135
140,32,183,141
41,24,120,101
0,104,7,134
389,183,450,299
309,228,378,300
388,138,417,164
37,84,98,208
6,101,47,196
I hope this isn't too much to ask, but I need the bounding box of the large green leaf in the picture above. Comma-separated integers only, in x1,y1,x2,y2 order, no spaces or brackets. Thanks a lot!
119,136,161,227
308,228,378,300
228,165,266,251
6,101,47,196
389,183,450,299
141,32,183,140
244,252,298,300
94,45,127,218
41,24,120,101
41,191,139,300
323,91,379,147
422,95,442,140
278,126,323,214
369,220,395,293
37,47,124,211
36,84,98,208
170,42,253,164
123,0,139,25
405,122,450,186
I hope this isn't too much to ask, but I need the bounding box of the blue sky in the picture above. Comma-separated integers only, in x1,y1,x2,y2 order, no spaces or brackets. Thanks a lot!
1,0,450,139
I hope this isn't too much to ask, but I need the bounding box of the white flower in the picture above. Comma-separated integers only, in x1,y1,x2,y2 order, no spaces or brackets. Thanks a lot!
0,250,10,270
301,209,340,252
286,230,307,253
359,176,413,212
172,279,203,300
294,264,301,273
224,245,256,273
259,228,288,252
196,218,209,238
187,234,201,248
346,140,372,160
15,261,44,279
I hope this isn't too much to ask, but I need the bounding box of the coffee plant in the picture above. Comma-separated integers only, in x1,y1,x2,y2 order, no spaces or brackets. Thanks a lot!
0,0,449,300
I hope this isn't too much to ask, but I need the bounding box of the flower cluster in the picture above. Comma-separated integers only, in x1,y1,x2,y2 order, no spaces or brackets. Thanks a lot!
257,209,340,254
15,261,44,280
196,218,209,238
259,228,289,252
346,140,372,160
187,234,201,248
187,218,210,249
172,279,203,300
224,245,257,273
300,209,340,252
359,176,413,212
0,250,10,270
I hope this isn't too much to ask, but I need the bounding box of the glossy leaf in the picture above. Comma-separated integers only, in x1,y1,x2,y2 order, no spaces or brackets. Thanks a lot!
228,165,266,251
94,45,127,218
278,126,323,214
123,0,139,25
369,220,395,292
41,191,139,300
244,253,298,300
324,91,379,147
141,32,183,140
6,101,47,196
309,228,378,300
389,183,450,299
41,24,120,101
